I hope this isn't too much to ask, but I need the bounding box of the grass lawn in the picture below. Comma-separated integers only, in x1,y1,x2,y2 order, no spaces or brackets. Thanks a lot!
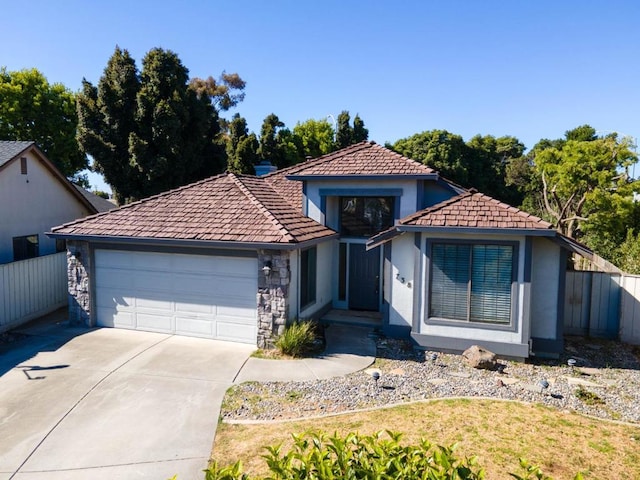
212,398,640,479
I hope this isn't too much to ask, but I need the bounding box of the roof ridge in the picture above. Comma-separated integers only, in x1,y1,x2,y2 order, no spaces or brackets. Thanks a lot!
263,141,374,179
51,172,229,232
230,173,296,243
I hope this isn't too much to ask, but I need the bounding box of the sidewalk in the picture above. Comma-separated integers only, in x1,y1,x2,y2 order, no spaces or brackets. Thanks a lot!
234,324,376,384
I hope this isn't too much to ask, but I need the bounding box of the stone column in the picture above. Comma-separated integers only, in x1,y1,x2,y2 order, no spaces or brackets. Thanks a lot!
67,240,92,326
257,249,290,348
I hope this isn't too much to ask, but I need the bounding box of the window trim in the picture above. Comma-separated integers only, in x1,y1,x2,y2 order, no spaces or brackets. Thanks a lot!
13,234,39,261
424,239,519,332
338,196,395,238
300,246,317,310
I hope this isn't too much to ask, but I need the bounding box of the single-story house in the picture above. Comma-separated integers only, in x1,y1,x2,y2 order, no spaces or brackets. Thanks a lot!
49,141,590,358
0,141,104,264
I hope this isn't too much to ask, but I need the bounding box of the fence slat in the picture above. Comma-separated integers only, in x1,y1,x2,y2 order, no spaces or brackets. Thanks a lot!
620,275,640,345
0,252,67,333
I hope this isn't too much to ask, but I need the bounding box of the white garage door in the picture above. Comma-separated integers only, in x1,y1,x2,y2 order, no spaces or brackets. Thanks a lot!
94,249,258,344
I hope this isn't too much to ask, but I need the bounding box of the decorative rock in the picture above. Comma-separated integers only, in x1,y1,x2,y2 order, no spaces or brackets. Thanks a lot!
499,377,520,385
447,371,471,379
427,378,448,386
389,368,406,376
462,345,497,370
577,367,600,376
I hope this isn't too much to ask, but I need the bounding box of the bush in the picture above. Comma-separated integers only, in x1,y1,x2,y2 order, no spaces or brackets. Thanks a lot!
275,321,318,357
200,431,585,480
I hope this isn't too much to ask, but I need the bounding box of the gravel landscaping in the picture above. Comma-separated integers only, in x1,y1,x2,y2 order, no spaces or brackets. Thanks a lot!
222,335,640,424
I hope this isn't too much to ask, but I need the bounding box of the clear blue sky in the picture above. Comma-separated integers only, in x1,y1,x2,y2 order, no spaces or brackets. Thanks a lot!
2,0,639,191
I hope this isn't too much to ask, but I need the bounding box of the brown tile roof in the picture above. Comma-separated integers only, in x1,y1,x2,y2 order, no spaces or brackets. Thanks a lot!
399,190,553,230
282,141,437,177
51,173,337,245
263,141,436,210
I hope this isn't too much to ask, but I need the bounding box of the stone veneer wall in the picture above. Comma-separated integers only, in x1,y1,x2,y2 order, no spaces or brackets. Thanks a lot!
66,240,92,326
257,249,291,348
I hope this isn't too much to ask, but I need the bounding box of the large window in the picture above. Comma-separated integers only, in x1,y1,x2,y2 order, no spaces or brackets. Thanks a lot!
300,247,317,309
13,234,39,261
340,197,394,237
429,243,514,325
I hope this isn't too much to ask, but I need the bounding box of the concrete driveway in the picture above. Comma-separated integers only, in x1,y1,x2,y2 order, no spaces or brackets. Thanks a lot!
0,321,254,480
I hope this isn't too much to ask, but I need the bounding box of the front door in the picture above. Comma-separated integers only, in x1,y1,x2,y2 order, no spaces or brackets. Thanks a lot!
348,243,380,311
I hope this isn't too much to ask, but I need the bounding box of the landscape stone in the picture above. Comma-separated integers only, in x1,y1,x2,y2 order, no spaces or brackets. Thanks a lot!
564,376,603,388
462,345,497,370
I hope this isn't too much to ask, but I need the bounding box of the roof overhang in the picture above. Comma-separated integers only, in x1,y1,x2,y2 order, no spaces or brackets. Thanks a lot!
286,174,439,181
366,225,557,250
46,232,340,251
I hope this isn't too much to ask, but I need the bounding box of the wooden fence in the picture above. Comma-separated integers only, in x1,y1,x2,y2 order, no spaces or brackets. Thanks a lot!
0,252,67,333
564,270,640,344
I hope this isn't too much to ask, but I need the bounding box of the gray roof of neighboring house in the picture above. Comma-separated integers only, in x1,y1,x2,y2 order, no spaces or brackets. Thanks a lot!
73,185,117,213
0,141,35,167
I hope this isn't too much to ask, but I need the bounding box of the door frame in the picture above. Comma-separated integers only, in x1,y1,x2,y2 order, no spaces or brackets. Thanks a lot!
333,238,383,311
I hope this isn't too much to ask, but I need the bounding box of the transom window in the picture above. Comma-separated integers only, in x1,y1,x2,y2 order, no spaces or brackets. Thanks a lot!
13,234,39,261
340,197,393,237
429,242,515,325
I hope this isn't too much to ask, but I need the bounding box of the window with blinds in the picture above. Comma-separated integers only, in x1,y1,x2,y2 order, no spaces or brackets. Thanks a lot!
429,243,514,324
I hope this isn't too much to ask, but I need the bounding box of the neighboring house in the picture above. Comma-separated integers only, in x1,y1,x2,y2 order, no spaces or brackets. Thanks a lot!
0,141,99,264
49,141,592,358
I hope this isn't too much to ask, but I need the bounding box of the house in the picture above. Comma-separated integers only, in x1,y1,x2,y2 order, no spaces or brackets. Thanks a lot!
0,141,102,264
48,141,590,358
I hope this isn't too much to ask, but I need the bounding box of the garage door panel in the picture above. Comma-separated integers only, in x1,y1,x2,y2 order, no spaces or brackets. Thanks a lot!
94,250,258,343
175,317,215,337
136,312,173,332
217,322,256,343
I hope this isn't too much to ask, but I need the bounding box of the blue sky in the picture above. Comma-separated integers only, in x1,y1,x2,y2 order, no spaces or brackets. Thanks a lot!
2,1,639,191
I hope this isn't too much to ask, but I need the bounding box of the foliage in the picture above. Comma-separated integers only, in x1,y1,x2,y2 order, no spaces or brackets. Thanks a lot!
275,321,317,357
617,229,640,274
77,46,242,203
391,130,524,202
293,118,335,158
226,114,259,174
203,431,583,480
335,110,353,149
574,387,605,406
353,114,368,143
0,67,87,178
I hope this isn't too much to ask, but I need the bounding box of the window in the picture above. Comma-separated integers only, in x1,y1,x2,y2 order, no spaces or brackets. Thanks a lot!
20,157,27,174
56,239,66,253
300,247,317,308
429,243,514,325
340,197,394,237
13,234,39,261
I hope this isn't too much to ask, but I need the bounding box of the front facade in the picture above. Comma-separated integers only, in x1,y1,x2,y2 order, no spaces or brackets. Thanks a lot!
50,142,585,358
0,141,98,264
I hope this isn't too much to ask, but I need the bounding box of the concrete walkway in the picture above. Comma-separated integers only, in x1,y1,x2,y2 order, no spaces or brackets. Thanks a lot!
0,313,254,480
234,324,376,383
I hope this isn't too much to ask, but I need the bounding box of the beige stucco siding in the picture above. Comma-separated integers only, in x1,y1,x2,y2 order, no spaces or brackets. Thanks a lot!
0,152,91,263
299,239,334,319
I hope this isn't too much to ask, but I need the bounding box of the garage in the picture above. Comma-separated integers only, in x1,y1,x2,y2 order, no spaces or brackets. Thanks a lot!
94,249,258,344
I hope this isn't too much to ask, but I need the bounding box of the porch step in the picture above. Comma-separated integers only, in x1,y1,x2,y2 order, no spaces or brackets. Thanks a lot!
321,309,382,328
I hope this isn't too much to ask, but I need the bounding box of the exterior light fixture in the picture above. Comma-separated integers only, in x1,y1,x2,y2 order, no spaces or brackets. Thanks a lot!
372,371,380,384
262,261,272,277
430,352,438,362
567,358,577,367
538,379,550,393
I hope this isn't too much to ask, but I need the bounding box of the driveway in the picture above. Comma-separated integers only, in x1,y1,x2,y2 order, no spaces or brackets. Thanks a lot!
0,321,254,480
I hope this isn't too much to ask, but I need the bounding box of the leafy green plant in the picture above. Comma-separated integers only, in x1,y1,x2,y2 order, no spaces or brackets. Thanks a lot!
275,321,319,357
574,387,605,406
509,458,584,480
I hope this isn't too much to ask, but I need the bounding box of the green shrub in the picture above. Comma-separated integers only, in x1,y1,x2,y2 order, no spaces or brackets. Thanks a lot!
275,321,318,357
199,431,585,480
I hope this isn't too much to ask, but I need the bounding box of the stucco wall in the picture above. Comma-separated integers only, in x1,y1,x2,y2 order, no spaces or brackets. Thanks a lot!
389,234,415,327
530,237,561,339
300,240,334,319
0,151,91,263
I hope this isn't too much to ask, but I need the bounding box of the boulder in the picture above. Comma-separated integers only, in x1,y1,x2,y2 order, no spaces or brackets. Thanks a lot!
462,345,497,370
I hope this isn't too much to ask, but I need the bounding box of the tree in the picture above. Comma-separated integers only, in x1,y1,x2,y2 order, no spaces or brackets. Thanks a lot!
335,110,353,148
293,118,334,158
77,46,240,203
392,130,471,184
353,114,369,142
0,68,87,178
258,113,284,164
532,133,638,240
226,114,258,174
